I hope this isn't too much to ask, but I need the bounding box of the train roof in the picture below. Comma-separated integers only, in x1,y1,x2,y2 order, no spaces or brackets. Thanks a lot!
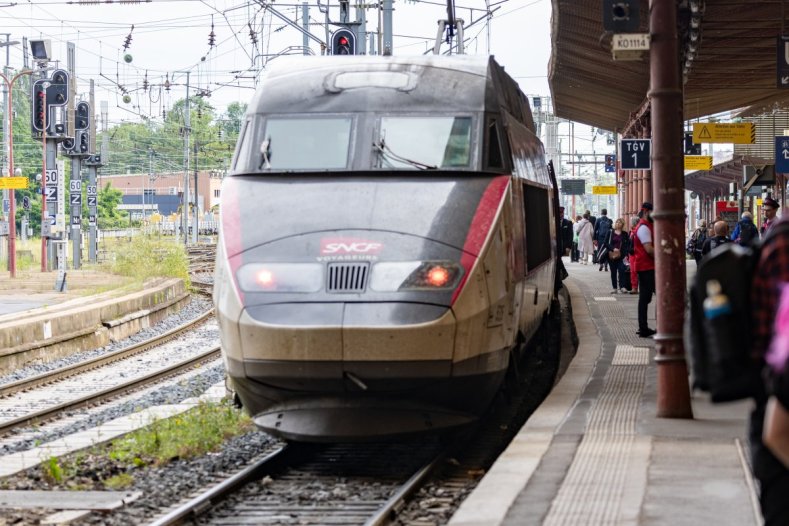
248,55,536,133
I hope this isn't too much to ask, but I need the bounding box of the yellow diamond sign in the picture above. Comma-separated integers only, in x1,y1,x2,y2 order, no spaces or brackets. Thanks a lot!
0,177,28,190
692,123,755,144
592,185,617,195
684,156,713,171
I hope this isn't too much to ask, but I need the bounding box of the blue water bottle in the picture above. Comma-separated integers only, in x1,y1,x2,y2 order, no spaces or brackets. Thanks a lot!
703,280,731,319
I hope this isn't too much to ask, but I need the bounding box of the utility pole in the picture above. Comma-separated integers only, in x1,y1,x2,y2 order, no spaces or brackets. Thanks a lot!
302,2,309,55
382,0,393,55
182,72,190,246
193,141,198,244
1,34,13,270
356,1,367,55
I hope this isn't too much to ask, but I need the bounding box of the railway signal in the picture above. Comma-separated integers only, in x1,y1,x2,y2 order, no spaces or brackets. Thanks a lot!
332,28,356,55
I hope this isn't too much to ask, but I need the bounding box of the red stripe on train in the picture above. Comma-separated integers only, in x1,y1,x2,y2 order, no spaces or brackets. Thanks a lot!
220,177,245,303
451,176,510,305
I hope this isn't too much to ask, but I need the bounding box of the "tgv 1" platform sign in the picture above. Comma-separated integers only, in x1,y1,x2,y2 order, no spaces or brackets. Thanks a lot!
620,139,651,170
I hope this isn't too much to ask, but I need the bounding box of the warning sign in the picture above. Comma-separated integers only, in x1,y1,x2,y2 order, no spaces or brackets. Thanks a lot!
692,123,755,144
592,185,618,195
0,177,28,190
684,156,713,171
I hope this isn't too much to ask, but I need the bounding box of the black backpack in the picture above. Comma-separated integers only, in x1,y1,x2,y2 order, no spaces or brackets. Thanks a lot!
686,222,789,402
738,220,758,246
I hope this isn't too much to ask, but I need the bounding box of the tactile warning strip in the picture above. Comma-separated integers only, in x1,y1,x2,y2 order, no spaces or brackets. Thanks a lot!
611,345,650,365
543,356,647,525
593,297,616,302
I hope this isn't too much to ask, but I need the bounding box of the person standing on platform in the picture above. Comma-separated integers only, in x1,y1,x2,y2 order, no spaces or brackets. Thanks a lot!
750,215,789,525
701,220,732,257
731,211,759,246
571,215,581,262
689,219,707,265
558,207,574,258
575,213,594,265
632,202,655,337
628,216,640,294
594,208,613,272
761,197,780,237
604,218,630,293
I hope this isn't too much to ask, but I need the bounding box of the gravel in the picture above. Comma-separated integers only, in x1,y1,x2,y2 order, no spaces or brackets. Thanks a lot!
0,362,226,456
0,429,282,526
0,296,213,386
0,295,219,456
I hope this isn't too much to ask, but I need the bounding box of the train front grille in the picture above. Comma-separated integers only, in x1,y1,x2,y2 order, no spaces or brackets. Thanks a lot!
327,262,369,293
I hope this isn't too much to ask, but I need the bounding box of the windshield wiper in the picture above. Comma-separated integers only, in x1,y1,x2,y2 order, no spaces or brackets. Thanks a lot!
373,138,437,170
258,137,272,170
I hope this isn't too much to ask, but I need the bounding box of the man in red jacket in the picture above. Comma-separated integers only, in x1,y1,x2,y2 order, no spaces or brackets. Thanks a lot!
632,202,655,337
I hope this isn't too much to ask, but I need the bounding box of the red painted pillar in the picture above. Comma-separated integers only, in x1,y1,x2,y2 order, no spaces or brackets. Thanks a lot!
649,0,693,418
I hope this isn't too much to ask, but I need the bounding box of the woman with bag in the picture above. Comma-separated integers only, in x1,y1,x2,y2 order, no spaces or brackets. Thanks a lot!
605,218,630,293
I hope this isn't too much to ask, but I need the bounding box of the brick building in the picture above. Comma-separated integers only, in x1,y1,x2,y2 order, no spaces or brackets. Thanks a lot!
97,170,223,218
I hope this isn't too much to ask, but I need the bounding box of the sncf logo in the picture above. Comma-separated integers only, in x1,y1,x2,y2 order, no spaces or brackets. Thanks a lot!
320,238,383,255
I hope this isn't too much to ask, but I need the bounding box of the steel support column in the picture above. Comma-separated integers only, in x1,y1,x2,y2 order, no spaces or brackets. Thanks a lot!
649,0,693,418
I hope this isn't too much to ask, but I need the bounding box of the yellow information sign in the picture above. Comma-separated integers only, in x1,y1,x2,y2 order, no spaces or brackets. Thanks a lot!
0,177,28,190
757,198,763,206
692,122,755,144
592,185,617,195
684,155,713,171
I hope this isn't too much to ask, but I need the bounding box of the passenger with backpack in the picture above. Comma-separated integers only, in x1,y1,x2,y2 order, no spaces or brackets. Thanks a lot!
700,220,731,257
686,220,707,265
749,216,789,525
686,216,789,525
604,218,630,293
594,209,613,272
731,211,759,246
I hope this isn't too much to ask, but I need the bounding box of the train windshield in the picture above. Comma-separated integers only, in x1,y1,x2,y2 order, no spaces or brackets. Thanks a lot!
376,117,472,170
261,117,352,170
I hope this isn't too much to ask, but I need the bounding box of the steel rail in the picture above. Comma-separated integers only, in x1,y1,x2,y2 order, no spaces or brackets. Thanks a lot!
0,309,214,399
146,445,292,526
364,452,448,526
0,345,221,435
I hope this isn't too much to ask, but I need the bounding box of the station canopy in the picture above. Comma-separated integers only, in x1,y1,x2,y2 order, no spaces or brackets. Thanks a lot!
684,155,772,195
549,1,789,132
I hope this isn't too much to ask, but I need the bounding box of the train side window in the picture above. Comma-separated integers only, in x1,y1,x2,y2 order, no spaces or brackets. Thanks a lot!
523,184,551,270
486,120,504,170
232,120,252,172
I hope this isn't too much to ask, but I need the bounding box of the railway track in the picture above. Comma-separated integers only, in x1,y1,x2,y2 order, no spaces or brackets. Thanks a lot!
148,440,447,526
0,310,218,436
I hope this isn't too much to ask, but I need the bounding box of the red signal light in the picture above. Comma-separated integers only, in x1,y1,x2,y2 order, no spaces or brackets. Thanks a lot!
339,36,348,46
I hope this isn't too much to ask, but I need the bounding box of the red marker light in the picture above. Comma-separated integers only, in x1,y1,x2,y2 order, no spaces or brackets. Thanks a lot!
339,36,348,46
426,266,450,287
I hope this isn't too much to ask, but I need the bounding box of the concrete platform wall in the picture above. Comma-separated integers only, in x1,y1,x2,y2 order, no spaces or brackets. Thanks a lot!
0,278,190,374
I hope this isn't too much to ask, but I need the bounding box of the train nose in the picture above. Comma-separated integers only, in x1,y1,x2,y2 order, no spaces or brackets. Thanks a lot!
237,301,456,392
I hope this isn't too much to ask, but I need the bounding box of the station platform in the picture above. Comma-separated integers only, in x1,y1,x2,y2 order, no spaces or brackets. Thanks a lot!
449,258,761,526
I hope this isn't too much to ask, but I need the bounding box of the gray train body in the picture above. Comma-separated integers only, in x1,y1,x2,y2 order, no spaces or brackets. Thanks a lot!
214,55,558,441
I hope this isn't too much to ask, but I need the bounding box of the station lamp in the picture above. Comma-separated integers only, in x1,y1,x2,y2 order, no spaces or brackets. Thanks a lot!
29,39,51,63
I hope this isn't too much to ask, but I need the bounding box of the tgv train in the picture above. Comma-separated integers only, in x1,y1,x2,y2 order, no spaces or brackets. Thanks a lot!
213,55,558,441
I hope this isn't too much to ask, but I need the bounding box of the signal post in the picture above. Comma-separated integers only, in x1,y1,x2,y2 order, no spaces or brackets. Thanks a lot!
63,100,91,269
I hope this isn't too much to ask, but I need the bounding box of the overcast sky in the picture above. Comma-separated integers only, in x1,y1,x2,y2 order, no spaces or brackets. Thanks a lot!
0,0,552,126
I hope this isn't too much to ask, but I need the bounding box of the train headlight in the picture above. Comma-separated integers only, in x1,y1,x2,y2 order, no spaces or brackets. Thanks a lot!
370,261,463,291
237,263,323,293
